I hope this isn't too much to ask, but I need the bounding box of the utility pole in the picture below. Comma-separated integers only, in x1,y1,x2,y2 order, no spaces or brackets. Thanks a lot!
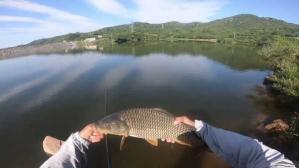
161,23,164,29
110,33,113,45
131,23,134,33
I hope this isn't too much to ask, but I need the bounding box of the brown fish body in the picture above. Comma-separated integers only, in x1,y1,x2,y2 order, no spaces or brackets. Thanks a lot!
120,108,193,139
94,108,195,149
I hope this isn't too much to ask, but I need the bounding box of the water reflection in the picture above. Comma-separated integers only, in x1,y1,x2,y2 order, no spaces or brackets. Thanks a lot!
0,43,274,168
102,42,268,71
24,56,104,109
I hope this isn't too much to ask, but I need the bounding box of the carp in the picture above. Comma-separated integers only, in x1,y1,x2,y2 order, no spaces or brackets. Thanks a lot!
94,108,195,150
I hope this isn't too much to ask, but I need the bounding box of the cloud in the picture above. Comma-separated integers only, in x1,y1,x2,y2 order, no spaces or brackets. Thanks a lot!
97,59,134,91
0,0,101,48
0,74,50,103
0,58,75,104
0,15,46,24
86,0,229,23
96,53,217,91
87,0,129,16
0,0,90,24
24,57,101,108
133,0,229,23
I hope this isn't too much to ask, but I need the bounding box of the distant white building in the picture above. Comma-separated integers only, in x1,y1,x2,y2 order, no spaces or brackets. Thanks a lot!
84,37,96,42
97,35,103,38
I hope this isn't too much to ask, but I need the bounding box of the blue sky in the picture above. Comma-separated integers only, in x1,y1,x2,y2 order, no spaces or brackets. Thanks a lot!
0,0,298,48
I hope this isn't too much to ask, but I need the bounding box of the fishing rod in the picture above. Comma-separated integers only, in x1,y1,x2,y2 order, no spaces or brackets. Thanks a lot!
104,88,112,168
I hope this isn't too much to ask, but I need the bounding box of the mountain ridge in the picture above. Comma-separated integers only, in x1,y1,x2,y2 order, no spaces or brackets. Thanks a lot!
27,14,299,46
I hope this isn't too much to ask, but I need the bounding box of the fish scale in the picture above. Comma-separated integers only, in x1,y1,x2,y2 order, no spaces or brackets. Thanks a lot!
120,108,194,139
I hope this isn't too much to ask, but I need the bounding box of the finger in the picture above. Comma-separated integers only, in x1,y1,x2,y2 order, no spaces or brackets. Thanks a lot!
166,138,175,143
91,134,104,140
90,135,103,143
92,132,103,136
98,134,104,139
169,139,175,143
174,116,185,125
173,120,181,125
175,116,195,127
90,138,99,143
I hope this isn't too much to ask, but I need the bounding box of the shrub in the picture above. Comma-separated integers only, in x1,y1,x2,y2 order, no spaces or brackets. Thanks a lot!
260,36,299,98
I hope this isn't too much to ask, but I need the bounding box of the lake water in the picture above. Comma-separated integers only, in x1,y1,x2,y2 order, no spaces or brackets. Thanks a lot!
0,42,294,167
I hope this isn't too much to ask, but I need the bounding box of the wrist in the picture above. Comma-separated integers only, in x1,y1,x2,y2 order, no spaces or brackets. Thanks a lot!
190,120,195,128
79,130,90,142
194,120,204,131
74,132,91,147
79,124,95,142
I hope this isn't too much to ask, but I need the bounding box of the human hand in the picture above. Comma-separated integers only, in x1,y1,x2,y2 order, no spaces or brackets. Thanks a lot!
162,116,195,144
79,123,104,143
174,116,195,128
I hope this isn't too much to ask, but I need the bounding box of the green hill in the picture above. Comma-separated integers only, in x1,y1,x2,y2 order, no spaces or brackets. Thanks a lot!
28,14,299,46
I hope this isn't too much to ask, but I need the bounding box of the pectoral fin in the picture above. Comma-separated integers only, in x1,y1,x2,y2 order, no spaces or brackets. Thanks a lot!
175,139,192,147
120,136,127,151
145,139,158,146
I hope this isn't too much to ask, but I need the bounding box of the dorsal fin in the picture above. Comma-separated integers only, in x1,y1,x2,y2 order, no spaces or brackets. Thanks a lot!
152,108,168,113
152,108,175,118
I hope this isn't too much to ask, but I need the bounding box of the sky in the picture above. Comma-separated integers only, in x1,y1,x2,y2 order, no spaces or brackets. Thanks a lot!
0,0,298,49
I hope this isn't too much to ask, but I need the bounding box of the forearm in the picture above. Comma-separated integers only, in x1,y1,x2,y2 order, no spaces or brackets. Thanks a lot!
40,132,90,168
194,120,242,166
194,120,296,168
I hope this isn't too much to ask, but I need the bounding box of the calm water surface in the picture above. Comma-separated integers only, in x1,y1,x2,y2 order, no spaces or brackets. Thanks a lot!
0,43,293,168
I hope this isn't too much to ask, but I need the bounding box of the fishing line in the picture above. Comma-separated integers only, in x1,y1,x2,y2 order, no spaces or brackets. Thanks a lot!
104,88,112,168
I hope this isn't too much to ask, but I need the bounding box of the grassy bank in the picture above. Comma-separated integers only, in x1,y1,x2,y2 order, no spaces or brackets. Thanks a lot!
260,36,299,100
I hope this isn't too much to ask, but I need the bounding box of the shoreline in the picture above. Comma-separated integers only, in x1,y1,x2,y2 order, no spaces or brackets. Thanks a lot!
0,41,78,59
